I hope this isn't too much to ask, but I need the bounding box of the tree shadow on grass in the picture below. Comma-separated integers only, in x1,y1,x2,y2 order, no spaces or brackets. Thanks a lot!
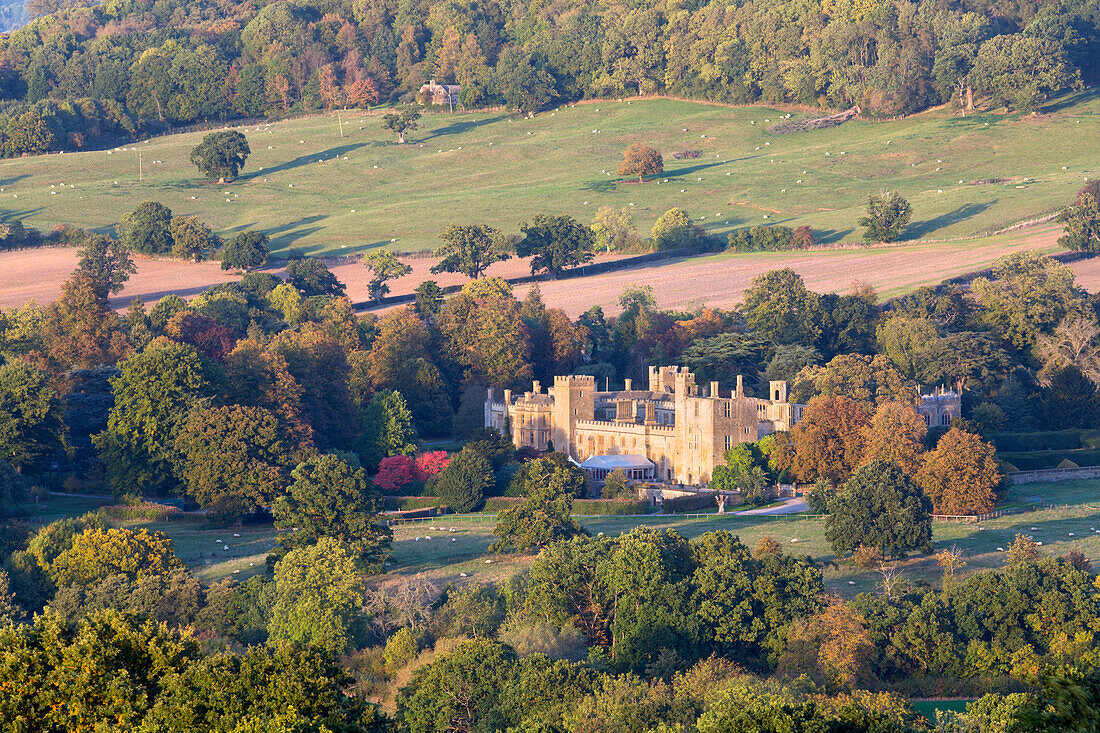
0,174,28,188
262,215,327,251
581,179,618,193
814,228,855,244
664,160,732,178
906,202,991,239
422,113,508,140
239,143,370,180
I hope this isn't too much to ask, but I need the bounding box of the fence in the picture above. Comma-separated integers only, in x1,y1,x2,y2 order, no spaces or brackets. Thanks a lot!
931,508,1016,523
1009,466,1100,484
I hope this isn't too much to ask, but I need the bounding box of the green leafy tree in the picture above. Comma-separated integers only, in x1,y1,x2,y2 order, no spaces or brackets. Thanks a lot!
742,268,821,346
651,207,696,249
601,467,632,499
273,453,392,571
268,536,367,654
168,216,215,262
382,107,421,143
94,339,210,496
492,456,585,552
77,234,136,300
359,389,417,470
414,280,445,318
362,250,412,302
0,359,64,469
1056,189,1100,253
190,130,251,181
51,526,184,587
859,191,912,242
825,460,933,559
618,143,663,183
432,224,510,280
435,445,491,512
517,214,595,278
220,231,269,271
970,34,1078,111
117,201,173,255
285,257,346,297
174,404,303,523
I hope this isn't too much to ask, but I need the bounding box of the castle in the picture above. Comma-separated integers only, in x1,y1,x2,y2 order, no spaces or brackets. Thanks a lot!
485,366,964,487
485,366,804,486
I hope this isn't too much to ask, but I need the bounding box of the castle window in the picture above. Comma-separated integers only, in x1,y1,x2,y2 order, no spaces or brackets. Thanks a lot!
924,414,930,426
725,436,732,451
724,402,731,418
942,413,952,426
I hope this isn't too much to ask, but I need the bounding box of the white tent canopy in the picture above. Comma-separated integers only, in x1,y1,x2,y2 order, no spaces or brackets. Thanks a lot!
579,454,655,481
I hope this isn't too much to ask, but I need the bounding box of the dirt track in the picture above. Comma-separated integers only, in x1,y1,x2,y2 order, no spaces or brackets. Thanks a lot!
0,223,1084,317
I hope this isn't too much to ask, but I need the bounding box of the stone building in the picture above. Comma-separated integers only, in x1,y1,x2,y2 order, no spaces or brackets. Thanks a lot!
916,386,962,427
485,366,805,486
418,80,461,107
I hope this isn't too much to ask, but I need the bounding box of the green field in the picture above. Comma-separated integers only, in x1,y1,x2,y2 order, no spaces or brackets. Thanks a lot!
2,92,1098,255
21,476,1100,596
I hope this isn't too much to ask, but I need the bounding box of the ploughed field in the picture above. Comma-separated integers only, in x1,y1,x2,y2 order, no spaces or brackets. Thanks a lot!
0,92,1096,257
0,221,1076,316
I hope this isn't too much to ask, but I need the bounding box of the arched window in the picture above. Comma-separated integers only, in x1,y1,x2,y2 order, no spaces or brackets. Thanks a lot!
942,413,952,426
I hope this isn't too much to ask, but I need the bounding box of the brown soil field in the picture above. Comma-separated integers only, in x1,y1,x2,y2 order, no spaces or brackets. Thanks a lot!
0,223,1081,318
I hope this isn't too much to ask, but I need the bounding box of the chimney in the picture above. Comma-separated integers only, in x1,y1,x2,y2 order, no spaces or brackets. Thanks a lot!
710,381,719,398
645,402,657,425
532,380,540,394
624,378,632,391
615,400,633,423
503,389,512,404
736,375,744,397
487,387,495,403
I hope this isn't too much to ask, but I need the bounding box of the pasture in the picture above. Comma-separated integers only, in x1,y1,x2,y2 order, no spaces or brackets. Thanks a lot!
0,92,1097,257
23,475,1100,597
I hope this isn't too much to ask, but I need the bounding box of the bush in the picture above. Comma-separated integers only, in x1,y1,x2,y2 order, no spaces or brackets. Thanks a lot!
381,496,441,511
651,208,696,249
498,622,588,661
663,493,719,513
572,499,650,515
435,447,492,513
727,226,796,252
97,503,182,522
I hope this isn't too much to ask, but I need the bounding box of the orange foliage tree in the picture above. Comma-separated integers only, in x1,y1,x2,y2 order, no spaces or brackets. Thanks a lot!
861,401,927,475
51,527,183,587
916,427,1002,515
787,396,870,483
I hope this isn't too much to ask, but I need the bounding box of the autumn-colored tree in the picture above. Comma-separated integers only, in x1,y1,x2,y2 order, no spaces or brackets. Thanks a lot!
935,544,966,589
617,143,663,183
779,599,876,689
163,311,236,361
220,339,314,450
375,455,417,492
437,291,533,389
365,307,432,390
861,401,927,475
415,451,449,481
787,396,870,483
169,216,216,262
270,327,358,451
42,271,130,371
51,527,183,587
1005,533,1041,566
346,76,381,108
753,536,782,558
916,427,1002,515
174,404,306,522
318,64,345,109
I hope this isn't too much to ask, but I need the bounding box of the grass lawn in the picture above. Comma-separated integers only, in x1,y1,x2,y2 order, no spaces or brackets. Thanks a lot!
30,477,1100,596
1,91,1097,255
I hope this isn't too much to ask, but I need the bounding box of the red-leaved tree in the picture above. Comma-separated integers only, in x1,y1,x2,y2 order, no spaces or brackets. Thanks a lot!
375,455,416,492
415,451,450,482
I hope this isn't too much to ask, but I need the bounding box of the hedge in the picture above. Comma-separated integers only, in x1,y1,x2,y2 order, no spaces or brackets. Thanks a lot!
98,502,191,521
573,499,651,515
996,448,1100,471
663,493,722,513
481,497,524,512
382,496,443,511
988,429,1100,452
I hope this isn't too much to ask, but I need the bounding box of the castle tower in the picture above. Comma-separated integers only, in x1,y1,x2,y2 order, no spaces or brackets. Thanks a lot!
770,380,788,403
551,375,595,457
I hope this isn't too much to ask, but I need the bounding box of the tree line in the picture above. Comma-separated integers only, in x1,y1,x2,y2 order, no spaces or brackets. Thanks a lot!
0,0,1093,155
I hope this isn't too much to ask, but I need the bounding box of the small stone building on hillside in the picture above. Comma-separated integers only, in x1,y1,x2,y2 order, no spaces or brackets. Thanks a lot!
485,366,805,487
418,80,461,107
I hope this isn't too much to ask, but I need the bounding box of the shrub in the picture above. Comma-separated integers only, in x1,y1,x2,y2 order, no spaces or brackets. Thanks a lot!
852,544,884,569
376,455,417,493
414,451,450,481
571,499,650,515
499,622,588,661
651,208,696,249
727,226,796,252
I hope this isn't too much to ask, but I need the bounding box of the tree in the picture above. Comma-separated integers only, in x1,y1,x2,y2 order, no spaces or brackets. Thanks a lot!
190,130,251,181
359,389,418,470
517,214,595,278
786,396,870,484
382,107,421,143
1038,315,1100,380
601,467,632,499
268,537,367,655
916,427,1002,515
742,268,820,346
399,284,440,325
617,143,663,183
592,206,642,253
0,360,64,469
169,216,215,262
270,327,358,451
492,457,585,552
273,453,392,570
861,401,927,475
970,34,1078,111
651,208,696,249
77,234,136,300
362,250,411,302
434,445,491,512
826,460,933,558
374,454,417,492
42,271,131,371
221,231,269,271
858,191,912,242
1004,533,1040,566
792,353,916,411
433,224,510,279
51,527,183,587
779,600,876,689
174,405,303,522
1057,189,1100,253
396,640,517,732
118,201,173,255
285,257,346,297
1035,364,1100,430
